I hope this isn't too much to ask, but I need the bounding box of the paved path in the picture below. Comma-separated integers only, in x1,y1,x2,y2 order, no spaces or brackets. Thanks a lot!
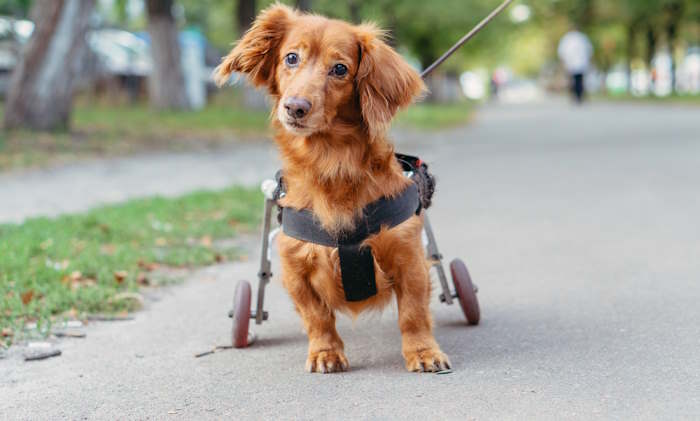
2,99,699,419
0,142,280,224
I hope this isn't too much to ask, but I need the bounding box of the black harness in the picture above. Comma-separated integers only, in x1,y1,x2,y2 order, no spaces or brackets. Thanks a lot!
276,154,435,302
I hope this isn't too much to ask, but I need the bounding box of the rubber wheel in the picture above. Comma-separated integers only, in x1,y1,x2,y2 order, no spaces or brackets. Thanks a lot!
231,280,252,348
449,259,480,325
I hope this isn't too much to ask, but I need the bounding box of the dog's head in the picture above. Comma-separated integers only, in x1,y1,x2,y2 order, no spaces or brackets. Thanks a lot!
215,4,425,140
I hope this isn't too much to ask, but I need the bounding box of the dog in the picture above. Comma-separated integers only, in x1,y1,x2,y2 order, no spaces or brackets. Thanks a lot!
215,4,450,373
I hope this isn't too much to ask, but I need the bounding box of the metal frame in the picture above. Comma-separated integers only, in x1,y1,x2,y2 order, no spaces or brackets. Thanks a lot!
244,180,458,327
423,214,455,305
252,197,275,325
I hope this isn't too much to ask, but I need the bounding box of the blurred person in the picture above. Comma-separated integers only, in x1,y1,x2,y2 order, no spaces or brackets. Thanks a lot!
558,28,593,104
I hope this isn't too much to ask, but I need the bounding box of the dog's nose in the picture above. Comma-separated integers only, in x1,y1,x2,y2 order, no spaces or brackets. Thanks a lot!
284,97,311,119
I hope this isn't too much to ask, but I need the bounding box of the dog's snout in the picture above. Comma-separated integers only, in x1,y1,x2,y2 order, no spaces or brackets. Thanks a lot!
284,97,312,119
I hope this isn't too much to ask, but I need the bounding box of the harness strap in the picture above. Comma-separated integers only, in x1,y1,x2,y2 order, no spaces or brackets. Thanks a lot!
281,183,420,247
281,183,420,302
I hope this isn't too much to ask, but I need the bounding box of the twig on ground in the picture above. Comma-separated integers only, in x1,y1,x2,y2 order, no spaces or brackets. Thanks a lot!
194,345,234,358
24,348,62,361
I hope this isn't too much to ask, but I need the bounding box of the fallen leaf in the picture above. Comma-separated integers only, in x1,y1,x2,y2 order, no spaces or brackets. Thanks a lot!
21,290,35,305
155,237,167,246
72,240,86,253
1,328,12,337
136,273,150,286
214,254,224,263
80,278,96,288
111,292,144,306
200,235,212,247
70,271,82,282
63,308,78,318
100,244,116,255
137,260,159,271
114,271,128,284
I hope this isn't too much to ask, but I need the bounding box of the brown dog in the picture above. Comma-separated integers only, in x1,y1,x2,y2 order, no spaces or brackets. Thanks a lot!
215,4,449,373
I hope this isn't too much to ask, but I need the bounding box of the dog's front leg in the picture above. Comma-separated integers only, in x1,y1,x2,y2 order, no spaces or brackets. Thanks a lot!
394,262,451,372
281,270,349,373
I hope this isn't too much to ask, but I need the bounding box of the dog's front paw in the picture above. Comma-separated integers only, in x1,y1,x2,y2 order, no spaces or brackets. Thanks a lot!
305,349,349,374
404,348,451,373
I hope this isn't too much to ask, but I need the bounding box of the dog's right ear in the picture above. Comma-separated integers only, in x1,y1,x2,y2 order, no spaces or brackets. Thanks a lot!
214,4,294,93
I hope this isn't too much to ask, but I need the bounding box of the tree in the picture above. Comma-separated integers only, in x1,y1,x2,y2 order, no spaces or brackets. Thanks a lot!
3,0,95,131
0,0,31,17
237,0,255,35
146,0,190,110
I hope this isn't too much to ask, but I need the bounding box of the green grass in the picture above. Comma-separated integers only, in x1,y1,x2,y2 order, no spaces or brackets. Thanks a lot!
72,100,271,139
0,186,262,346
0,96,473,172
0,92,271,172
395,101,474,130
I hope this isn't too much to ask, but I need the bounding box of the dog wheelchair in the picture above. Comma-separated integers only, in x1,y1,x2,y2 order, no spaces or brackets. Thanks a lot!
228,154,480,348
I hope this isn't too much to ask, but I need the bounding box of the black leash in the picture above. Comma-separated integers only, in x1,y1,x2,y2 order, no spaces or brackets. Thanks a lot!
420,0,515,79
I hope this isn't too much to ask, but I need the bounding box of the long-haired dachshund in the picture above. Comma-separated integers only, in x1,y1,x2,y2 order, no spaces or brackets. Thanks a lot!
215,4,450,373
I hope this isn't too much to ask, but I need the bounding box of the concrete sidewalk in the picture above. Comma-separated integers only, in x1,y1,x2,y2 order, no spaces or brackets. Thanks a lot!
0,142,279,224
2,99,700,419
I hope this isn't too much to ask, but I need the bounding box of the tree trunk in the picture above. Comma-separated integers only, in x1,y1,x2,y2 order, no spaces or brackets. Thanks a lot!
3,0,94,131
645,25,657,71
146,0,190,110
665,2,683,93
295,0,311,12
348,0,361,23
237,0,256,35
667,22,677,92
626,22,638,93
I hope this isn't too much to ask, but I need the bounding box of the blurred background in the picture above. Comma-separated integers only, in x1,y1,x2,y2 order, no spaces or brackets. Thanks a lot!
2,3,700,415
0,0,698,170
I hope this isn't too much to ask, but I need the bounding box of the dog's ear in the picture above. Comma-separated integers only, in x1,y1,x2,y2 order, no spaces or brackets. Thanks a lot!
355,24,425,140
214,4,295,92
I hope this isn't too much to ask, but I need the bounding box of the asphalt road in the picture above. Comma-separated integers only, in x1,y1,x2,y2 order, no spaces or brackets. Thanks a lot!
2,99,699,420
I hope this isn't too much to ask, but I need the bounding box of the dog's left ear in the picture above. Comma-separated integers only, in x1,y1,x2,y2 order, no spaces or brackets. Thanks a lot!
355,24,425,140
214,4,295,93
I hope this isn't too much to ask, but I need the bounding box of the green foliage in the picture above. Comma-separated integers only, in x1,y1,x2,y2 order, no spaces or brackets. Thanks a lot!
0,185,262,345
0,0,30,17
0,93,271,171
178,0,237,49
395,101,473,130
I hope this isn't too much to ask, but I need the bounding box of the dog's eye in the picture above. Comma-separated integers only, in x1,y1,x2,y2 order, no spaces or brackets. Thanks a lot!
330,63,348,77
285,53,299,67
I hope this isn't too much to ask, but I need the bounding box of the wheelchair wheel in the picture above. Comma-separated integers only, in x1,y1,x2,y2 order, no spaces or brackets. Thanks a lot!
231,280,252,348
449,259,480,325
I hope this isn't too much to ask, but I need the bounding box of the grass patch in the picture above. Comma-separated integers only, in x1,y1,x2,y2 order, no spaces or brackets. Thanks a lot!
0,91,271,172
395,101,474,130
0,186,262,346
